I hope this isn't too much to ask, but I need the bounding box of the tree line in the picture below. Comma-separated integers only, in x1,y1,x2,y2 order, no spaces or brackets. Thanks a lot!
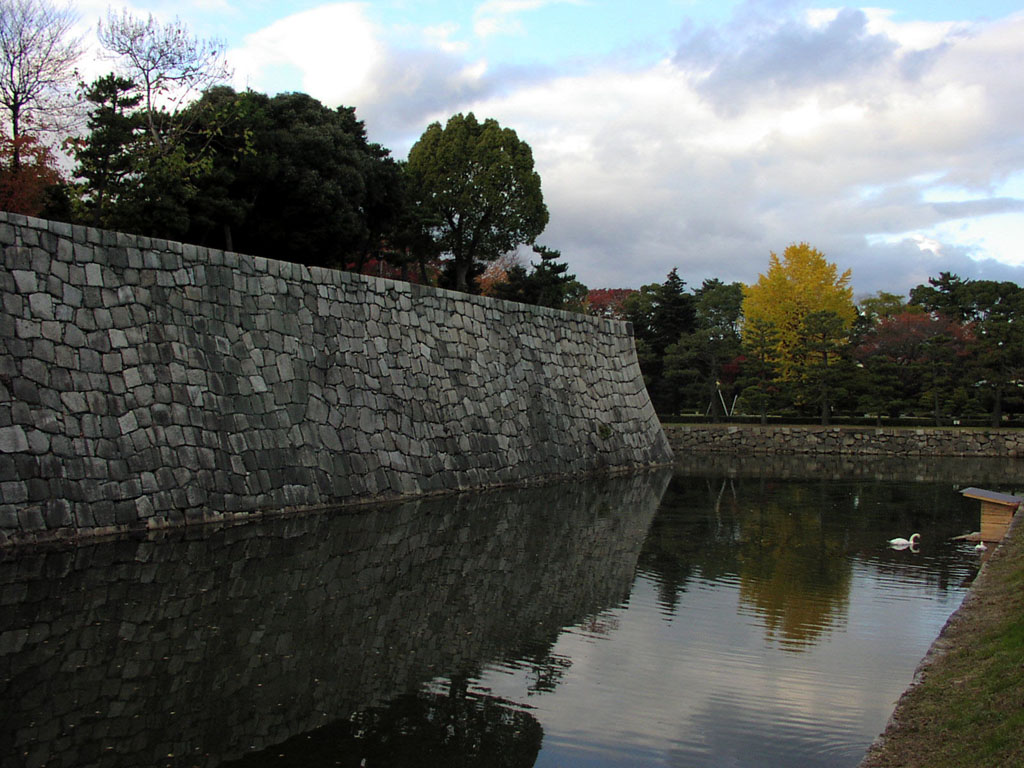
604,244,1024,428
1,3,581,306
3,3,1021,427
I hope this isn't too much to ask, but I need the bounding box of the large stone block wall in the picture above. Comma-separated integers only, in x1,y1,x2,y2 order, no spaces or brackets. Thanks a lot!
663,423,1024,458
0,212,672,543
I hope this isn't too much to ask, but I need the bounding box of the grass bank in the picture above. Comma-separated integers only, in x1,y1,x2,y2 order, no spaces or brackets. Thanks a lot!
860,512,1024,767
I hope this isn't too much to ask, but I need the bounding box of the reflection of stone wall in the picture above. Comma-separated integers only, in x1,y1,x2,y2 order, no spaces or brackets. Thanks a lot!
0,212,671,542
665,424,1024,460
0,470,670,768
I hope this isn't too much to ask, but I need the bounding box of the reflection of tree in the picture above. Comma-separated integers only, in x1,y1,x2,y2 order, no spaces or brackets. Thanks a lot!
641,470,979,656
736,486,852,651
502,613,619,697
638,477,720,612
525,653,572,696
639,475,854,650
225,678,542,767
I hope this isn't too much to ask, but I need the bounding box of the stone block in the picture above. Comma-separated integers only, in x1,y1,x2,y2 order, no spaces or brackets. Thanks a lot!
0,426,29,453
18,505,45,530
25,430,49,454
92,500,115,527
117,411,138,435
11,269,37,293
0,481,28,504
43,500,72,528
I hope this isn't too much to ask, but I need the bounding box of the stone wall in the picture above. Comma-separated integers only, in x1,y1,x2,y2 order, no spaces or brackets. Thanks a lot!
0,212,672,543
673,453,1024,485
664,423,1024,458
0,470,669,767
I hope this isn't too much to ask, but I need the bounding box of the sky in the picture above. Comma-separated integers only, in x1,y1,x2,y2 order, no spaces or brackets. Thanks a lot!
69,0,1024,298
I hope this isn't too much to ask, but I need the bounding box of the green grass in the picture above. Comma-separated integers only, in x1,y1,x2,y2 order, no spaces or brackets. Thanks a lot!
861,517,1024,767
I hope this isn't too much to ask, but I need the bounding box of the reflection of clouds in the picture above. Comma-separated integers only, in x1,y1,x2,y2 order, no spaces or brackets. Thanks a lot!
476,562,970,766
673,693,870,768
463,475,979,764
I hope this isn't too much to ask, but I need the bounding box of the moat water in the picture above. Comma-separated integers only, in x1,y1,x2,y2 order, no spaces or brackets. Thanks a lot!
0,458,992,767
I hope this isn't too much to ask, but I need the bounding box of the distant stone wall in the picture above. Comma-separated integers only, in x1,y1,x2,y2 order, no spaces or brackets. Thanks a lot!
0,212,671,543
673,453,1024,485
664,424,1024,458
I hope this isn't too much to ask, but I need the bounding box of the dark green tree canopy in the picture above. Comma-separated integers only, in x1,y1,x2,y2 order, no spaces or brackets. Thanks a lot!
662,279,744,420
624,268,697,356
170,88,400,269
621,269,699,415
908,272,971,320
73,72,241,239
224,91,376,267
72,74,144,227
406,112,548,292
694,278,743,338
490,245,587,310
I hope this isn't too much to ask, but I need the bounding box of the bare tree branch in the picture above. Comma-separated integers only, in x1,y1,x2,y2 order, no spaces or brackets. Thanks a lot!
0,0,81,167
98,9,232,148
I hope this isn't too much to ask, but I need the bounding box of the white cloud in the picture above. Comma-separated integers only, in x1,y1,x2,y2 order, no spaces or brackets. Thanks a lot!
473,0,584,39
225,3,504,154
928,214,1024,266
221,3,1024,295
423,22,469,54
439,9,1024,293
861,7,968,50
228,4,382,106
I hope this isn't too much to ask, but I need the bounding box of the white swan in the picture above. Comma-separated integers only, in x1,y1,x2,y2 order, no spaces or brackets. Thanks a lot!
975,541,987,552
889,533,921,549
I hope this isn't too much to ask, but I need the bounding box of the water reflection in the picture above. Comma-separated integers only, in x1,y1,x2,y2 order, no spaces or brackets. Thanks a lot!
225,685,543,768
0,470,670,768
487,468,981,768
0,462,997,767
735,485,852,651
673,451,1023,485
639,472,980,655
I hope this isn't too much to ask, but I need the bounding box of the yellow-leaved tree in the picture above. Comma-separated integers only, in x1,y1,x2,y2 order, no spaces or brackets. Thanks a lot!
742,242,856,386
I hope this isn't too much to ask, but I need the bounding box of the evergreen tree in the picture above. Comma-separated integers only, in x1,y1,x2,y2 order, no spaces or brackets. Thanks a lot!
490,245,587,310
623,269,697,415
71,74,144,227
737,316,779,424
663,279,744,418
791,310,853,425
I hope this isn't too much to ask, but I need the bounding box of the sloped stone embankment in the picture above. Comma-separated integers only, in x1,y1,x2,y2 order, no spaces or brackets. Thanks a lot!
0,213,671,543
